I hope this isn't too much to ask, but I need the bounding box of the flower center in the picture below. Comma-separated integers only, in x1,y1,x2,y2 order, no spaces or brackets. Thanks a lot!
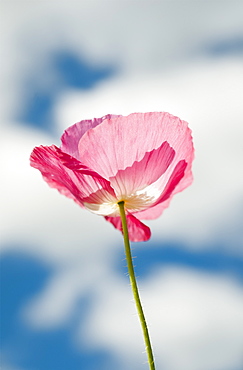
84,189,156,217
120,192,155,212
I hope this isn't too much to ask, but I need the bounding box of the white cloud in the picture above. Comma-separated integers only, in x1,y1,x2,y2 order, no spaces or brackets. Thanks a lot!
1,0,243,124
2,0,243,72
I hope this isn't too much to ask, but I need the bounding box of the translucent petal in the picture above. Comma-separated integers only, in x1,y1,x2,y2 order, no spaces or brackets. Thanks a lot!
61,114,121,160
30,145,116,206
109,141,175,198
105,213,151,242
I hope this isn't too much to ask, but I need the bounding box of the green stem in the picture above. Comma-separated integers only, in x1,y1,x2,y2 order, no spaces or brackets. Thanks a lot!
118,201,155,370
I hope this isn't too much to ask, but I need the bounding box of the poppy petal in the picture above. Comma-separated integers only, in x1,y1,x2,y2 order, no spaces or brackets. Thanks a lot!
134,160,190,220
30,145,116,205
109,141,175,198
153,160,188,205
105,213,151,242
61,114,121,160
78,112,193,181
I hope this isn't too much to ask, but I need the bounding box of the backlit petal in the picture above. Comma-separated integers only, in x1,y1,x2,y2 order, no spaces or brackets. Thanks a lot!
61,114,121,160
109,141,175,198
30,145,116,206
105,213,151,242
134,160,189,220
153,160,188,205
78,112,193,181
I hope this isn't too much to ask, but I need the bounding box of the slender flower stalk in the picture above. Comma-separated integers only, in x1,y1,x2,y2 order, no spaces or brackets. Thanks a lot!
118,200,155,370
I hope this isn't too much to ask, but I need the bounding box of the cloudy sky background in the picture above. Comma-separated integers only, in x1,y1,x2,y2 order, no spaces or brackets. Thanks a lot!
1,1,243,369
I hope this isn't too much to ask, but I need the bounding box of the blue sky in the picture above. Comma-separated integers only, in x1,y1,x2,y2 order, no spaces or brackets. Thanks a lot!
1,1,243,370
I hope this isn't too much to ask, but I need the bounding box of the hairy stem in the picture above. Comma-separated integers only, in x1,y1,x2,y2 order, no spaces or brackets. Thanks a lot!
118,201,155,370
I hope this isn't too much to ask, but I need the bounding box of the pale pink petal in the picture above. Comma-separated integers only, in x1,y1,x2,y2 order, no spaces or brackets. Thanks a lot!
61,114,121,160
109,141,175,197
78,112,193,180
30,145,116,205
105,213,151,242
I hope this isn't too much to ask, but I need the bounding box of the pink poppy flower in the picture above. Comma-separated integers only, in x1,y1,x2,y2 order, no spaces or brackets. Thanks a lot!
30,112,194,242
